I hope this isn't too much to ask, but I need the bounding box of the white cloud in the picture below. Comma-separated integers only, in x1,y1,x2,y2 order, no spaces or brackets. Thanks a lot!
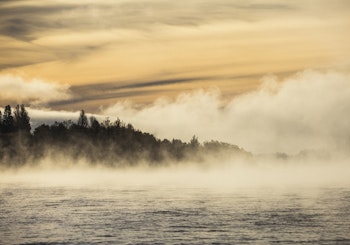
27,108,80,127
0,74,71,105
103,70,350,154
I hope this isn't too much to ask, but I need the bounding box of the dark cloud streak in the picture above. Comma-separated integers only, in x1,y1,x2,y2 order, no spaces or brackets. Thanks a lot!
59,77,205,107
50,72,275,110
73,77,204,93
0,1,296,40
0,0,297,70
48,89,167,109
0,4,77,40
48,77,208,109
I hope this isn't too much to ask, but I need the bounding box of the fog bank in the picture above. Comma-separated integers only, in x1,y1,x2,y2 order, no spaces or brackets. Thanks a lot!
103,70,350,154
1,156,350,189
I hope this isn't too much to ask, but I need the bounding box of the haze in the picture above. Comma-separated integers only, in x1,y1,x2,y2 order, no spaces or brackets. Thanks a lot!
1,1,350,181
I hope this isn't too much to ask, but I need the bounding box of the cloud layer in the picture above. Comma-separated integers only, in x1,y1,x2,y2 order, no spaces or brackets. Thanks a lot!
103,70,350,154
0,0,296,40
1,0,349,106
0,75,71,105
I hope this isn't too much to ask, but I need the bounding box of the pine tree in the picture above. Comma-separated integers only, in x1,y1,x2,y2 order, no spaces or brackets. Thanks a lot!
14,104,20,130
0,110,2,130
21,104,31,132
190,135,200,148
78,110,88,128
89,116,100,129
2,105,15,133
14,104,31,132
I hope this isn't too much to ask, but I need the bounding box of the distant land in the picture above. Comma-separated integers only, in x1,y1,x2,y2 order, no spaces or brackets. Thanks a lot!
0,104,251,168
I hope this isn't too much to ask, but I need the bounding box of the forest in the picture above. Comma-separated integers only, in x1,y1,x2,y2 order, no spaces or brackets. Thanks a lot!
0,104,250,168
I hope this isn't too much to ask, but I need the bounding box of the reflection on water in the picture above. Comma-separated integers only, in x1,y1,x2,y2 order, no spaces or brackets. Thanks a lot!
1,184,350,244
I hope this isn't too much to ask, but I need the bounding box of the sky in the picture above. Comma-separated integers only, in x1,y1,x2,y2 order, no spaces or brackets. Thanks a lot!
1,0,350,153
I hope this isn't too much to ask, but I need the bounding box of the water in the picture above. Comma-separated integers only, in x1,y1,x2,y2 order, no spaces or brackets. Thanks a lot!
1,183,350,244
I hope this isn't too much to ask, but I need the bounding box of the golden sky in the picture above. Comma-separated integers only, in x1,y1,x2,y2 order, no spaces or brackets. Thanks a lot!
0,0,349,112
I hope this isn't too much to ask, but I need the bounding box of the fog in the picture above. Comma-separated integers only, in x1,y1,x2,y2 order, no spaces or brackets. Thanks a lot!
1,150,350,189
1,70,350,189
25,70,350,155
103,70,350,154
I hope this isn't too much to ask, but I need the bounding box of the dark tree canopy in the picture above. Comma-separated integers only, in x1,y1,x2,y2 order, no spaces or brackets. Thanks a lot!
0,104,31,134
0,104,249,168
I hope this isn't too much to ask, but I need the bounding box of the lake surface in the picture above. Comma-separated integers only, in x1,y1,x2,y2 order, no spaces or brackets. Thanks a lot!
1,182,350,244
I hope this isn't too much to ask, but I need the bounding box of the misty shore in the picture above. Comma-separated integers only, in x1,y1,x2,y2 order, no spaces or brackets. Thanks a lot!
1,105,252,168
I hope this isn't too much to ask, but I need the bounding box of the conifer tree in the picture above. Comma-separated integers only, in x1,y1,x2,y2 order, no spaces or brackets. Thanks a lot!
78,110,88,128
2,105,15,133
14,104,31,132
0,110,2,132
89,116,100,129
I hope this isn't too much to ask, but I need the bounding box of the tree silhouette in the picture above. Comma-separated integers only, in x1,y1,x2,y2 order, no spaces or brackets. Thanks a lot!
77,110,88,128
2,105,15,133
89,116,100,130
190,135,200,149
14,104,31,132
0,104,249,167
0,110,2,131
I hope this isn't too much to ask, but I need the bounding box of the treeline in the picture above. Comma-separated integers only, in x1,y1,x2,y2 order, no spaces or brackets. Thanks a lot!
0,104,31,133
0,105,249,168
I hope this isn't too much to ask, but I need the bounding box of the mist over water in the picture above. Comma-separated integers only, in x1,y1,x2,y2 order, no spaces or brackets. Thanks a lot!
1,154,350,189
1,158,350,245
2,70,350,244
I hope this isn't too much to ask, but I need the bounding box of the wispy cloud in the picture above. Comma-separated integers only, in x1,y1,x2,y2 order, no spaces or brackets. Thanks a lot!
0,1,296,40
1,0,349,108
48,73,269,110
46,77,206,110
0,0,298,70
